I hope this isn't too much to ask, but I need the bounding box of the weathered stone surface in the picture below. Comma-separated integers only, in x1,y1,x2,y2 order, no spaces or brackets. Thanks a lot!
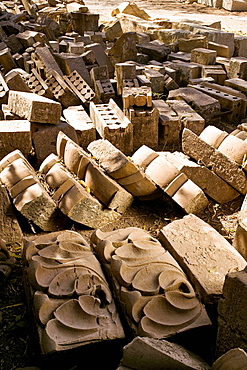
91,227,211,339
152,99,181,148
63,105,96,150
162,151,240,204
159,214,246,303
168,87,221,123
34,46,63,78
108,32,137,65
7,91,61,124
112,2,151,20
23,230,124,354
191,48,217,65
85,43,114,78
56,132,133,214
0,150,63,232
137,41,170,62
90,99,133,155
118,336,210,370
182,128,247,195
216,268,247,357
167,100,205,135
32,120,78,164
212,348,247,370
0,120,32,160
87,139,159,199
0,184,23,248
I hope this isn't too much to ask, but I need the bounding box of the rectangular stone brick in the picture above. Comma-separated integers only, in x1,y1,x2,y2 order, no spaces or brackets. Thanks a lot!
8,91,61,124
90,99,133,155
63,105,96,150
159,214,246,303
167,100,205,135
0,120,32,160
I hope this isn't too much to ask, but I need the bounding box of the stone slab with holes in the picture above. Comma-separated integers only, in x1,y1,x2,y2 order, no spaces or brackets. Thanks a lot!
90,98,133,155
63,70,96,105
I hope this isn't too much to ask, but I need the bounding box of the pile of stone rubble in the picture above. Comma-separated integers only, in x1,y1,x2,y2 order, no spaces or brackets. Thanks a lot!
1,1,247,369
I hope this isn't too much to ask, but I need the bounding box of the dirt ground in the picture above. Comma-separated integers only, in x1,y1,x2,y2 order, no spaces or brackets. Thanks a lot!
0,1,247,369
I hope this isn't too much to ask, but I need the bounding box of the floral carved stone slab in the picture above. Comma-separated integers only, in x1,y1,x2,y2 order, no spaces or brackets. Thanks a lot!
23,230,124,354
91,227,211,339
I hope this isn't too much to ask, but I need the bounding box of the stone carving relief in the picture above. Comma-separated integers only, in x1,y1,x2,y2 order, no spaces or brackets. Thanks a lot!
23,230,124,353
91,227,211,339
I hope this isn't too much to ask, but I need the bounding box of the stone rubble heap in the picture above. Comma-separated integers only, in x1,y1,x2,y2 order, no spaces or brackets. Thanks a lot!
1,0,247,369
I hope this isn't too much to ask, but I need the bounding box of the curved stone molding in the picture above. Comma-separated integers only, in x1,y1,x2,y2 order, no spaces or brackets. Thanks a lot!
39,154,125,228
0,150,62,231
23,230,124,354
132,145,208,214
199,125,247,165
56,132,133,214
87,139,161,200
91,227,211,339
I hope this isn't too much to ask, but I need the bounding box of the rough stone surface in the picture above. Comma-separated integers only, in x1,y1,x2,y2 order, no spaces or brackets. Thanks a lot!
118,336,210,370
159,214,246,303
7,91,61,124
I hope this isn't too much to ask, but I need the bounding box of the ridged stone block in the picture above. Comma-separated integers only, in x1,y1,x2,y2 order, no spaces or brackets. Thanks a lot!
23,230,124,354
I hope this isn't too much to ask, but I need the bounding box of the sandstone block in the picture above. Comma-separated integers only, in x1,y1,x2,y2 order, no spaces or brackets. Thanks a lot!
34,46,63,78
132,145,208,214
90,99,133,156
162,151,240,204
168,87,221,123
85,43,114,78
212,348,247,370
70,12,99,35
167,100,205,135
136,41,170,62
216,268,247,357
119,336,210,370
108,32,137,65
91,227,211,339
0,48,17,74
0,150,63,231
87,139,159,199
225,77,247,95
159,214,246,303
208,41,230,58
182,128,247,194
0,184,23,248
63,105,96,150
112,2,151,20
0,120,32,160
178,36,207,53
152,99,181,148
201,65,227,85
23,230,124,354
228,56,247,80
7,91,61,124
234,35,247,58
191,48,217,65
32,120,78,164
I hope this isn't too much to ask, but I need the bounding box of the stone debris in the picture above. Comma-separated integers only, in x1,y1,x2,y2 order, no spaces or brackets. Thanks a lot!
91,227,211,339
22,230,124,353
1,0,247,368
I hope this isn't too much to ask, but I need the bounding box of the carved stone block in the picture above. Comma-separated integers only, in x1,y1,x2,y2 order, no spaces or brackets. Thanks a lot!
191,48,217,65
182,128,247,195
34,46,63,78
70,12,99,35
115,63,139,96
23,230,124,354
87,139,159,199
45,69,81,108
132,145,208,214
90,65,115,103
152,99,181,148
7,90,61,124
168,87,221,123
90,99,133,155
0,150,62,231
63,105,96,150
159,214,246,303
91,227,211,339
63,70,96,105
162,151,240,204
24,68,53,99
